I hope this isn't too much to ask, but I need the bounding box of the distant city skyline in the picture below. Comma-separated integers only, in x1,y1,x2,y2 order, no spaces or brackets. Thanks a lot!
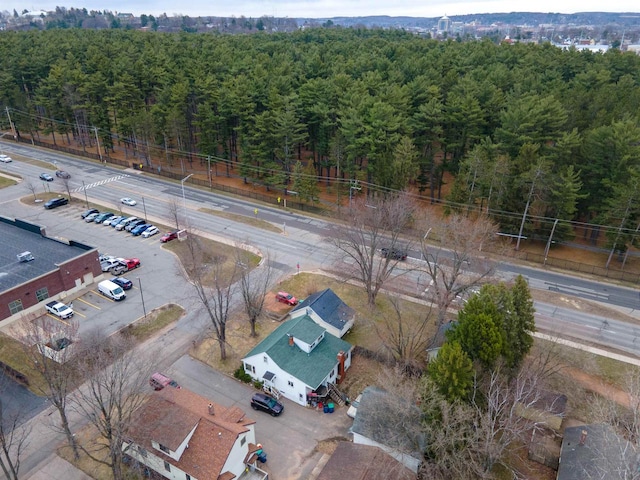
2,0,639,19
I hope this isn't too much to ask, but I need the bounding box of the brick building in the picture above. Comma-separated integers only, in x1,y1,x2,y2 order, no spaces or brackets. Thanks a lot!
0,216,101,324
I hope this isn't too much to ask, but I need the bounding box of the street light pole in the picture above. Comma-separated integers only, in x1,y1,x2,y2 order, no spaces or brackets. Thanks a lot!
142,197,148,222
82,180,89,208
138,277,147,319
181,173,194,228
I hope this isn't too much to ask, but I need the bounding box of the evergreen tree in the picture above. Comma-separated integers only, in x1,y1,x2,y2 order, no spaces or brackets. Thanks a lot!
428,341,474,402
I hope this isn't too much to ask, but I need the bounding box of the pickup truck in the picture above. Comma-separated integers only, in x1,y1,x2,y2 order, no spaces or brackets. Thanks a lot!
45,301,74,319
111,258,140,275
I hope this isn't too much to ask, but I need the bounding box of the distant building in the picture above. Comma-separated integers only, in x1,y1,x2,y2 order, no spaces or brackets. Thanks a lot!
0,216,101,324
437,15,450,34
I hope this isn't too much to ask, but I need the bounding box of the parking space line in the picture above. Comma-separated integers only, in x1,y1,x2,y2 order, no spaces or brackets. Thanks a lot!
77,297,101,310
94,290,116,302
74,311,87,319
46,314,70,326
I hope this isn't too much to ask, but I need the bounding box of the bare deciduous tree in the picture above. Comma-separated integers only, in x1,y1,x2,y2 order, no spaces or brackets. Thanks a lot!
24,180,38,201
72,335,151,480
167,197,181,230
328,193,416,306
371,296,431,372
0,377,31,480
237,249,274,337
182,235,236,360
420,212,499,325
14,317,80,459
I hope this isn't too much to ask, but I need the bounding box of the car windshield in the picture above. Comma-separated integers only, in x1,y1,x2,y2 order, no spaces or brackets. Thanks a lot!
267,398,278,408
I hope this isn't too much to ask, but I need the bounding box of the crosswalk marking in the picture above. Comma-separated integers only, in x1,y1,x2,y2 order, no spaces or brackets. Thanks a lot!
71,174,130,193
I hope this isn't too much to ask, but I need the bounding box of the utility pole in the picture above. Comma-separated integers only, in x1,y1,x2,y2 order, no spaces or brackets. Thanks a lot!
94,127,103,163
5,107,16,139
82,180,89,208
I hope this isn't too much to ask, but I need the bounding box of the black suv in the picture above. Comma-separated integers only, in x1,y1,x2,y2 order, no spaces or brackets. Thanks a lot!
44,197,69,209
381,247,407,260
250,393,284,416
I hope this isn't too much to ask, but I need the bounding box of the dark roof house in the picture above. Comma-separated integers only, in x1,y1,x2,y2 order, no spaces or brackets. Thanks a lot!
290,288,355,338
316,441,416,480
556,424,637,480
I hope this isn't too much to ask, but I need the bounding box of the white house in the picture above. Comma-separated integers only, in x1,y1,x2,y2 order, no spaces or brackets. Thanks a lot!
123,386,267,480
242,315,352,406
290,288,356,338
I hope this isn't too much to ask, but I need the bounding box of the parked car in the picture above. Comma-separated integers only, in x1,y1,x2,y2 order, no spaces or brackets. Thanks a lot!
0,154,12,163
125,219,146,232
380,247,407,261
98,254,114,263
84,212,100,223
120,197,137,206
275,291,298,306
115,216,138,231
131,223,152,236
149,372,181,390
111,276,133,290
100,258,120,272
81,208,99,219
160,230,179,243
55,170,71,179
141,226,159,238
106,215,123,226
44,197,69,209
94,212,114,223
39,173,54,182
250,393,284,416
111,257,141,275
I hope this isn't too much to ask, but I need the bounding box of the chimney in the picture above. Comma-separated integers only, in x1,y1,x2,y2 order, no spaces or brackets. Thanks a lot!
288,335,294,347
337,351,346,384
208,403,214,415
579,430,588,445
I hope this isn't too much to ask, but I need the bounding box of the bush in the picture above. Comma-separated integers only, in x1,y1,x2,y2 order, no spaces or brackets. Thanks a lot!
252,379,264,390
234,366,252,383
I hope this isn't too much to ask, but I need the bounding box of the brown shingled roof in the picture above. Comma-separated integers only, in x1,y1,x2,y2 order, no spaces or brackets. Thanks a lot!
126,387,256,479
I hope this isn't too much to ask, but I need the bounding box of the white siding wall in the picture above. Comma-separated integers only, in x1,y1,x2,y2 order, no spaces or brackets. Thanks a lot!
244,354,311,406
220,429,257,478
124,443,196,480
351,433,421,473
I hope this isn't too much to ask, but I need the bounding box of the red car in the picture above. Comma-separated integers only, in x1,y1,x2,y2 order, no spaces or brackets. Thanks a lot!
276,291,298,306
160,230,179,243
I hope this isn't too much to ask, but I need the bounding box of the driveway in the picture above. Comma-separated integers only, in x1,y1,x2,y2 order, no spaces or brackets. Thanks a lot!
168,355,352,480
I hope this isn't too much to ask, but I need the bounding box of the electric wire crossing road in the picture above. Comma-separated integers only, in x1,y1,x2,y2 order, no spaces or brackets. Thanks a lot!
71,174,130,192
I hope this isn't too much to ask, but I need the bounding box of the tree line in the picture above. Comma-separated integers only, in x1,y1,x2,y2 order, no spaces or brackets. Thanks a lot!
1,28,640,252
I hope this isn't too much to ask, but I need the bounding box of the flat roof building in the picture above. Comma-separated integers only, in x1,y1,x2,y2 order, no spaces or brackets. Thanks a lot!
0,216,101,324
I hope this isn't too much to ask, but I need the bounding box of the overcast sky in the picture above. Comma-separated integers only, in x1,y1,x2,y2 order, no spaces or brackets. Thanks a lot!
3,0,639,19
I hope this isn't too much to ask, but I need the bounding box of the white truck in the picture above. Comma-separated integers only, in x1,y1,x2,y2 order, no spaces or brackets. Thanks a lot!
45,301,74,319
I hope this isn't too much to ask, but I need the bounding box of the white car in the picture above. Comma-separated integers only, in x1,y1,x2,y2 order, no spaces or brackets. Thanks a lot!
121,197,137,206
141,226,159,238
0,154,12,163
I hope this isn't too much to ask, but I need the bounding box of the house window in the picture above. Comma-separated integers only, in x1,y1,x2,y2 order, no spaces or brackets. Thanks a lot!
159,444,170,454
240,436,246,446
288,380,294,387
263,355,268,363
299,393,304,401
138,446,147,457
186,475,191,480
164,461,171,472
8,300,23,315
330,370,334,378
310,341,316,349
245,363,255,373
35,287,49,302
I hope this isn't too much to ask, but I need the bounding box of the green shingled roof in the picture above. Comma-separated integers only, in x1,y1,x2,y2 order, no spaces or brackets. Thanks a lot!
244,316,352,389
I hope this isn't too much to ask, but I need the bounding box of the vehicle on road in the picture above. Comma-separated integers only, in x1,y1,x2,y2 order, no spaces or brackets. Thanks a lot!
110,276,133,290
115,216,138,231
131,223,152,236
121,197,137,206
0,154,12,163
97,279,126,301
141,226,159,238
44,197,69,209
94,212,114,223
125,219,146,232
111,257,141,275
45,301,74,319
160,230,179,243
39,173,54,182
81,208,99,219
84,212,100,222
105,215,123,226
55,170,71,179
275,291,298,306
380,247,407,261
251,393,284,416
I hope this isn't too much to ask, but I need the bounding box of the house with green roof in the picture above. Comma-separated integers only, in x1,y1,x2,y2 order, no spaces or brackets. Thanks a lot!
242,315,352,406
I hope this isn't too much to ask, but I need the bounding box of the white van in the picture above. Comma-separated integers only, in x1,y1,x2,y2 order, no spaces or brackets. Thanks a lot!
98,280,126,301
